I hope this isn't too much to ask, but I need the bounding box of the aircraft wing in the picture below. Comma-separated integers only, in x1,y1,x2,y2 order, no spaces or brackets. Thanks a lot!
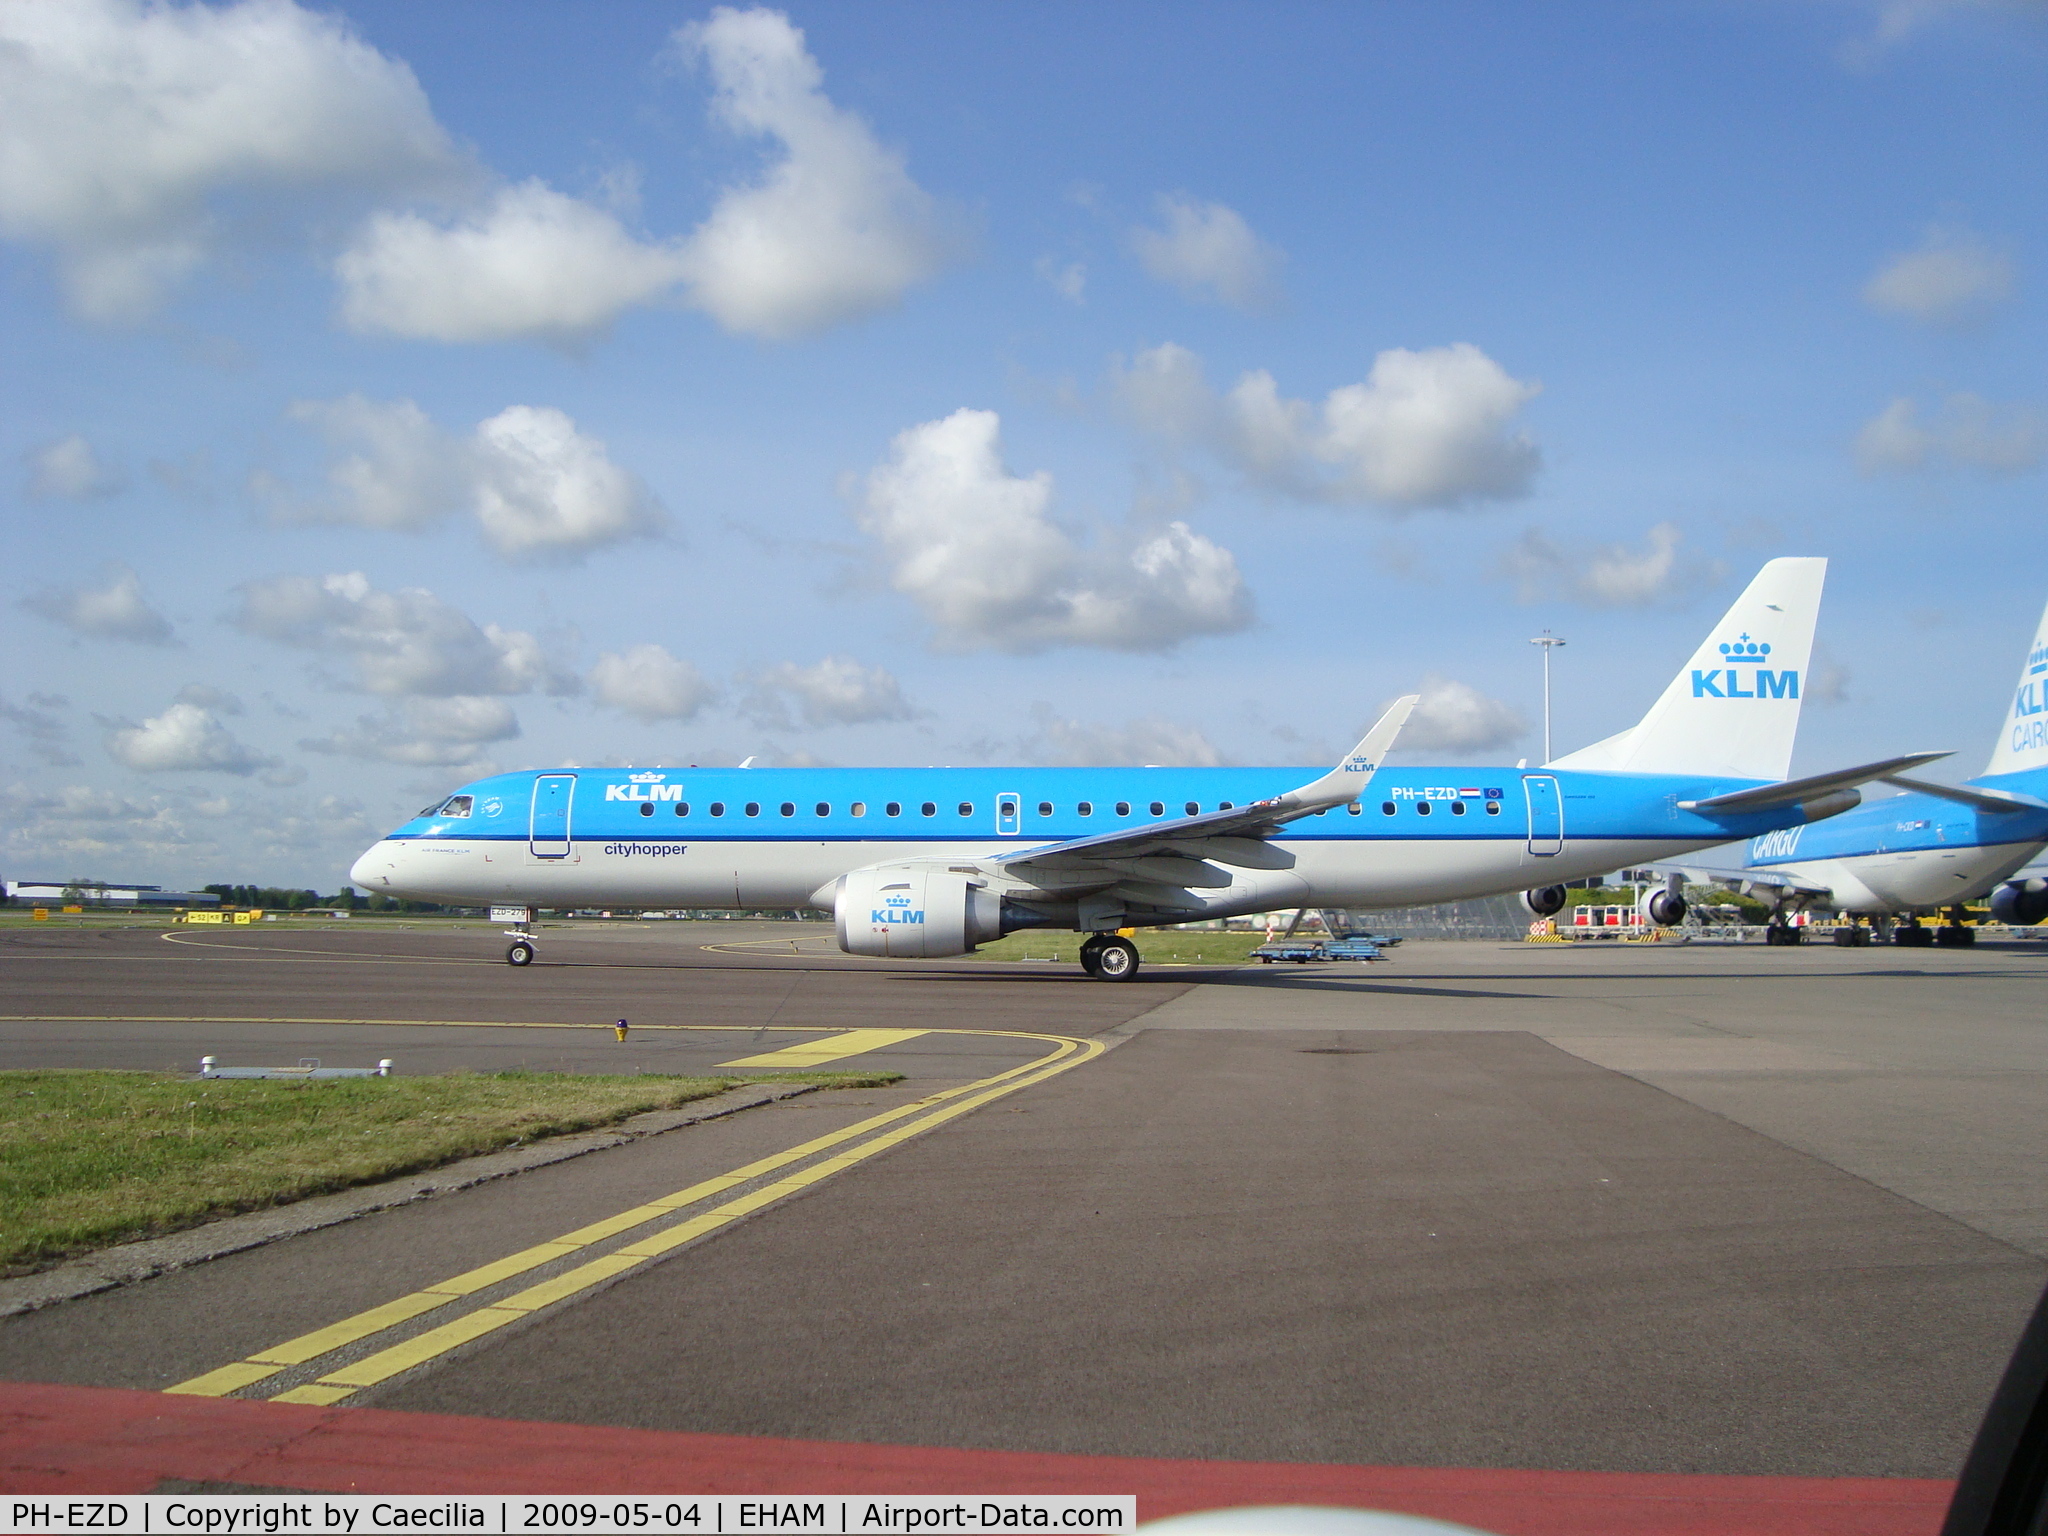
1676,751,1953,813
1656,863,1834,899
988,696,1417,901
1877,774,2048,815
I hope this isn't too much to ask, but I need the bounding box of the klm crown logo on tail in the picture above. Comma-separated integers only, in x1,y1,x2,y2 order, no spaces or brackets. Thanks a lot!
1692,633,1800,700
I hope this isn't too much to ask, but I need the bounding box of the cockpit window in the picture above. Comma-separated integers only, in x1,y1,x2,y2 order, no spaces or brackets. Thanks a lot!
437,795,473,818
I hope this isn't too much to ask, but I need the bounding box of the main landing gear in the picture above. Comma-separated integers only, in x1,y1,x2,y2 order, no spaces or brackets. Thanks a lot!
1893,919,1933,947
1831,918,1872,947
1079,934,1141,982
1764,921,1804,946
1936,906,1977,947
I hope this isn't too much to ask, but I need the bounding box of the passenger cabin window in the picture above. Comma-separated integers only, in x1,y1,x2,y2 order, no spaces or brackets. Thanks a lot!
850,802,865,817
958,802,973,817
1451,801,1466,815
711,802,726,817
1416,802,1432,816
886,802,901,817
921,802,937,817
1037,801,1053,817
780,802,795,817
1381,802,1396,815
639,803,654,817
1185,801,1199,816
1485,801,1501,816
1149,801,1164,816
745,802,761,817
675,802,689,816
1219,801,1233,810
1115,801,1131,816
815,802,830,817
1347,803,1361,815
1000,800,1017,817
1078,801,1093,816
439,796,473,818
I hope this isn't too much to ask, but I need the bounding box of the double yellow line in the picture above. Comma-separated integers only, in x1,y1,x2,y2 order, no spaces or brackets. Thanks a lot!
164,1029,1102,1407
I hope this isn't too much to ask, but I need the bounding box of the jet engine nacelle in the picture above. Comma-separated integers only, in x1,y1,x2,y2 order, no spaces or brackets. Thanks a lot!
1990,878,2048,928
1637,886,1688,927
835,866,1003,958
1520,885,1568,918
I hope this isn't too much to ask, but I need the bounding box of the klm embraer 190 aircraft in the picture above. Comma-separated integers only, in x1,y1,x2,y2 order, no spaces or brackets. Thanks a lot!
1724,595,2048,946
350,557,1944,980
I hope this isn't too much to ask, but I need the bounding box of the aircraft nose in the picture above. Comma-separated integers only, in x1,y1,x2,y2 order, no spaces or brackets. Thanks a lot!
349,842,392,891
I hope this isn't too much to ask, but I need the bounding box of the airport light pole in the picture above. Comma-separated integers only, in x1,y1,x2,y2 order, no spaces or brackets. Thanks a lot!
1529,630,1565,764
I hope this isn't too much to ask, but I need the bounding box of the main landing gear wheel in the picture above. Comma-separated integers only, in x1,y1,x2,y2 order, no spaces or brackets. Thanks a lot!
1078,936,1105,976
506,939,535,966
1764,923,1803,946
1894,922,1933,947
1092,936,1141,982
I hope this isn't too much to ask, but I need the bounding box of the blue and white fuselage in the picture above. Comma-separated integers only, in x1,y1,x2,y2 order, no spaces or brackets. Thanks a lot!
1737,595,2048,920
352,761,1857,917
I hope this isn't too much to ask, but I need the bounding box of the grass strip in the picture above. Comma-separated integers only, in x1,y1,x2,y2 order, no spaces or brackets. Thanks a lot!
968,930,1272,964
0,1068,896,1275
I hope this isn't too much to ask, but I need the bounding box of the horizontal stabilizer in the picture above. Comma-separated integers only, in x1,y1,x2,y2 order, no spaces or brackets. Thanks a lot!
1879,774,2048,815
1678,750,1953,814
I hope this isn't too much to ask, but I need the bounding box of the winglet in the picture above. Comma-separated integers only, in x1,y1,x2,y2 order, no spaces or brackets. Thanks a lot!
1265,695,1419,818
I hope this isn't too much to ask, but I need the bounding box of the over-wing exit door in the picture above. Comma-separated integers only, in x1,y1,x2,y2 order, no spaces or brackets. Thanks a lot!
530,774,575,858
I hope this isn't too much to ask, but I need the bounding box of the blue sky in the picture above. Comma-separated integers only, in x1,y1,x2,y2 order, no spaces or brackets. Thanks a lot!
3,0,2045,889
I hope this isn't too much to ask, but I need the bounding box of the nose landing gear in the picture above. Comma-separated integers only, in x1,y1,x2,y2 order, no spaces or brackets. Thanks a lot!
507,938,536,966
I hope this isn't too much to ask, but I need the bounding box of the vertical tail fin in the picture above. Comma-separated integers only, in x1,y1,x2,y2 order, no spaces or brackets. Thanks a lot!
1548,557,1826,781
1982,596,2048,778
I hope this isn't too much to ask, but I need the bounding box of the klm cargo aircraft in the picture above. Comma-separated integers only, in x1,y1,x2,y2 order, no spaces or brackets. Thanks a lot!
1725,595,2048,946
350,558,1941,980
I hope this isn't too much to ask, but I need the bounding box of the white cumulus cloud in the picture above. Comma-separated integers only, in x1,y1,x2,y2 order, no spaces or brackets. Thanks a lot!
21,562,175,645
102,701,272,776
302,696,519,767
1497,522,1724,607
331,6,954,345
1854,394,2047,476
1129,194,1282,310
1023,707,1229,768
229,571,575,698
588,643,718,721
671,6,958,340
25,434,122,500
336,180,689,345
1114,341,1542,509
1862,225,2015,327
0,0,463,320
858,408,1252,654
1387,676,1527,755
743,656,915,729
272,395,665,560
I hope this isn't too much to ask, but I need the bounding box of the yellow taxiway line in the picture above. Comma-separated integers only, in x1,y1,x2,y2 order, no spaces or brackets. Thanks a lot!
162,1028,1102,1406
714,1027,930,1068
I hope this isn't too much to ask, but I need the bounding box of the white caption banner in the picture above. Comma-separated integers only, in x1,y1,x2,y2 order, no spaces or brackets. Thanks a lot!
3,1497,1137,1536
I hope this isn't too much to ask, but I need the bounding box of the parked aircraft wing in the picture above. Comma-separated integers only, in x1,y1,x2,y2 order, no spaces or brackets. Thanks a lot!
1657,864,1834,899
990,696,1418,895
1676,750,1953,814
1876,775,2048,815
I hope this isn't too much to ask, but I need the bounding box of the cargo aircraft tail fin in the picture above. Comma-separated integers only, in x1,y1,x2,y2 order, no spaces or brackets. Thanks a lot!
1548,557,1826,782
1982,595,2048,780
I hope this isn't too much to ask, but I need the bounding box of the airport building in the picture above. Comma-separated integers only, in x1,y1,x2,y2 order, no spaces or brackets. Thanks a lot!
2,880,221,909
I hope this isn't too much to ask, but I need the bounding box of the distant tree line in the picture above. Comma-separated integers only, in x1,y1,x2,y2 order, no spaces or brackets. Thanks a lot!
202,884,450,913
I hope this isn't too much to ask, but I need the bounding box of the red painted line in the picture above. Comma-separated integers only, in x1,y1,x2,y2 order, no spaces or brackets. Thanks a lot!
0,1380,1952,1536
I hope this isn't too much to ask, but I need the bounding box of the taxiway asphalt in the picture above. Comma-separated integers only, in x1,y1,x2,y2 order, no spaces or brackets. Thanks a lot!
1,920,2043,1482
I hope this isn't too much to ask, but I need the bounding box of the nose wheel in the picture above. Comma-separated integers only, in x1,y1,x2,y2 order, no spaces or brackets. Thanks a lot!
506,938,536,966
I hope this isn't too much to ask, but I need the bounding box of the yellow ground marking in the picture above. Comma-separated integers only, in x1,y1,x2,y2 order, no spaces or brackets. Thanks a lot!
164,1030,1098,1402
713,1027,929,1068
0,1016,901,1032
260,1039,1101,1406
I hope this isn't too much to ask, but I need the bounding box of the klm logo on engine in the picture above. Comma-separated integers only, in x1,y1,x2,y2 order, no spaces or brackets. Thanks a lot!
1751,824,1804,861
1692,633,1799,700
872,893,924,925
